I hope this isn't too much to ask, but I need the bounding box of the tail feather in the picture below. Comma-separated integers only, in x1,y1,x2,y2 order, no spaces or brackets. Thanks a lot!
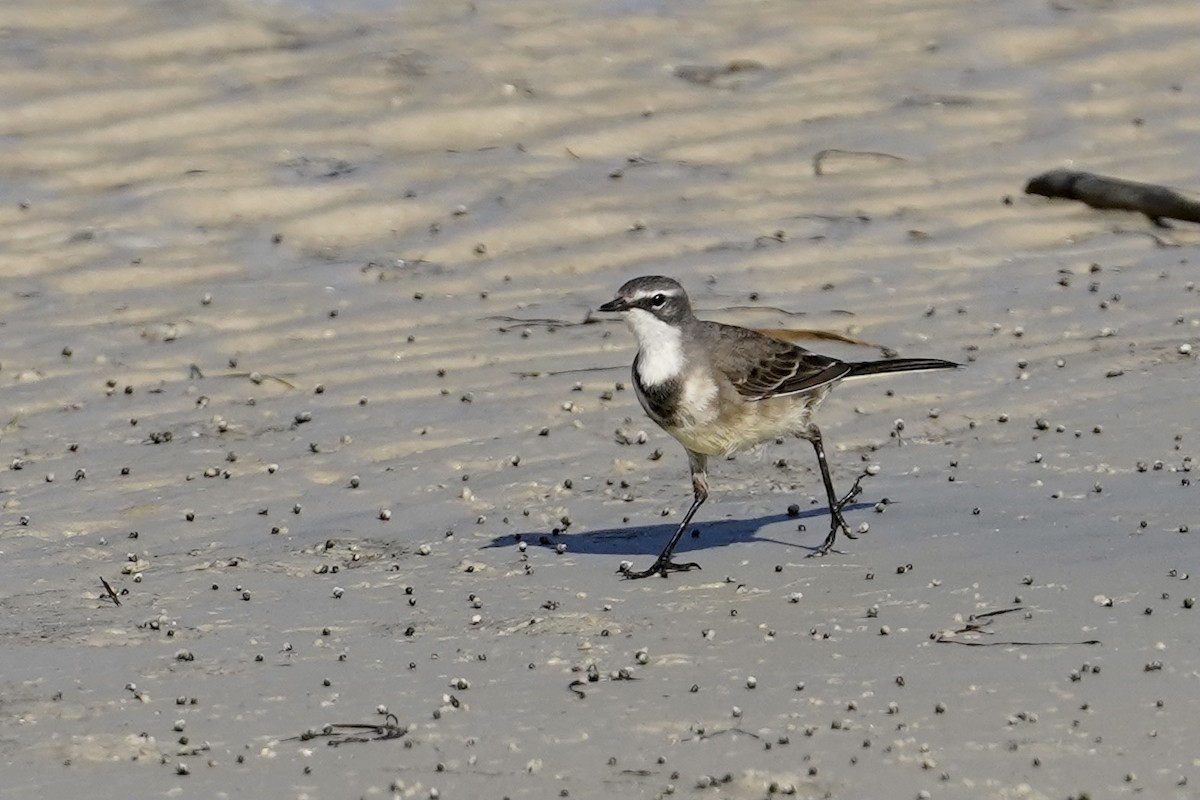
844,358,960,380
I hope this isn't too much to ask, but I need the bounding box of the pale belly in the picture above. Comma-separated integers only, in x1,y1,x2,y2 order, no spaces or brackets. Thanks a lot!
663,384,825,457
633,357,832,457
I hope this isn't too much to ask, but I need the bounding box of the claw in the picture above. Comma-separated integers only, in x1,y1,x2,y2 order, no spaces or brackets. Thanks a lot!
806,535,840,558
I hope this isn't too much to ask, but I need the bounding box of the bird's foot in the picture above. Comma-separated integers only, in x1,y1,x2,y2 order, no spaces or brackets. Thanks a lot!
806,522,851,557
835,473,868,511
618,558,701,580
807,478,869,557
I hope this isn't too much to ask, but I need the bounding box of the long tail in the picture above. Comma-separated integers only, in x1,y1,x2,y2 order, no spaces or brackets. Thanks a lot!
843,357,960,380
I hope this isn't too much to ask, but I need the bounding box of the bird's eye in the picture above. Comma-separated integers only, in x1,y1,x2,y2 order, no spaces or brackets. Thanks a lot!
650,293,667,308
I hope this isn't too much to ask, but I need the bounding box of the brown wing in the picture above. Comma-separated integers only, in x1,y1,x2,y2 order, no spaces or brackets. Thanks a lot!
705,322,853,400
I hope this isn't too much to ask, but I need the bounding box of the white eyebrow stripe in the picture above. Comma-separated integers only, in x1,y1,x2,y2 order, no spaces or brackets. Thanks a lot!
628,287,682,302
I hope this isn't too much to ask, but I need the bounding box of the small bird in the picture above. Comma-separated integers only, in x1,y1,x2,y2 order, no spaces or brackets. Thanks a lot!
598,275,959,579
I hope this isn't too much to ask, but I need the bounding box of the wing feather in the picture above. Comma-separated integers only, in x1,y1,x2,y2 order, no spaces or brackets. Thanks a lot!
704,323,852,400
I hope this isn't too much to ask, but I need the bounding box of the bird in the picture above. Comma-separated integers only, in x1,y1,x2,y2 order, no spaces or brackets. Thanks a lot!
598,275,959,579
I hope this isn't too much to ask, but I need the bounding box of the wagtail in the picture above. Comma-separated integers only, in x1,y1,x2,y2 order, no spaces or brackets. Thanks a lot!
598,275,959,579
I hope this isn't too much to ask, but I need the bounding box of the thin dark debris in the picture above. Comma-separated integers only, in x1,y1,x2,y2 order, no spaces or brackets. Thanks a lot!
938,638,1101,647
935,606,1100,646
220,371,297,390
285,714,408,746
1110,228,1182,248
361,259,446,279
482,314,605,332
791,212,873,224
898,92,976,108
515,365,624,379
687,726,762,742
1025,169,1200,227
673,59,766,88
703,234,787,253
99,575,121,606
969,606,1025,621
723,305,813,317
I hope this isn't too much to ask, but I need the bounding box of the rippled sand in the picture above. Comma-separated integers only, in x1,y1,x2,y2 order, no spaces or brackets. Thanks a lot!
2,0,1199,797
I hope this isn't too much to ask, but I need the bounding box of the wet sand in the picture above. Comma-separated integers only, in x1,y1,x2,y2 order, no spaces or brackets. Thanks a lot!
2,0,1199,797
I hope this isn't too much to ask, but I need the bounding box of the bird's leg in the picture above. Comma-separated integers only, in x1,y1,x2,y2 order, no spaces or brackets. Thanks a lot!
803,424,855,557
620,451,707,579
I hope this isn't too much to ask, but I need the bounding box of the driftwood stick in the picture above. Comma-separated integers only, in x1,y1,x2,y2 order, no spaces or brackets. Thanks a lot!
99,576,121,606
1025,169,1200,227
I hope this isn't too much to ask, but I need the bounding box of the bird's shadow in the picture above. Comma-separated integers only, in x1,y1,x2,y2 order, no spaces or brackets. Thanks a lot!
482,501,874,558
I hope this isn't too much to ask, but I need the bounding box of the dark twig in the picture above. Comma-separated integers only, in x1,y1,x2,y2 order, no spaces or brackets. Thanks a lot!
968,606,1025,621
723,305,810,317
1113,228,1182,248
285,714,408,746
686,726,762,742
214,371,296,389
1025,169,1200,227
673,59,765,87
934,603,1099,646
515,365,624,378
482,314,604,332
99,575,121,606
937,638,1101,647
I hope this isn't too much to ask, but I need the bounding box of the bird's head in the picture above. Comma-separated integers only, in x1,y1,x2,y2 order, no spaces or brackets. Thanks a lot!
599,276,694,332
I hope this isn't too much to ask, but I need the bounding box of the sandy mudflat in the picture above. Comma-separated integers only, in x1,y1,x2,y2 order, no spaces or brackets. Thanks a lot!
2,0,1199,797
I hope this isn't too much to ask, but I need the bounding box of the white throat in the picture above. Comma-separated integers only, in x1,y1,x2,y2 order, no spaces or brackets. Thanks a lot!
626,308,685,385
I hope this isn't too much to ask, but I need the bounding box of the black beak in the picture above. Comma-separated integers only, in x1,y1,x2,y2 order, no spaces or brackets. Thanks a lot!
598,296,629,312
